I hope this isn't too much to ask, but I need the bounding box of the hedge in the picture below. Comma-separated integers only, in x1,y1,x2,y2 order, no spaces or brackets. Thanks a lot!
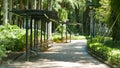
87,37,120,67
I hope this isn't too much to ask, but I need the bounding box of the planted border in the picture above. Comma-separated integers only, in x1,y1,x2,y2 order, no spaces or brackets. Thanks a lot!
87,37,120,68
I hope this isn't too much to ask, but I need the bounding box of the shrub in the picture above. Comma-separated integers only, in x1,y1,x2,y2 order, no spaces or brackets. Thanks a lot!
0,24,26,60
0,45,7,60
87,36,120,67
0,24,26,51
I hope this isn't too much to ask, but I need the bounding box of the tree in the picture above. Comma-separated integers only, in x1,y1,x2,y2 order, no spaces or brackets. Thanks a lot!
3,0,8,25
9,0,13,24
0,0,3,24
95,0,110,23
110,0,120,41
94,0,111,36
52,0,85,34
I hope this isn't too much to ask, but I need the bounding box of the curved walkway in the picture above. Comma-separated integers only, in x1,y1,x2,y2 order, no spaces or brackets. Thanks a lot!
1,40,109,68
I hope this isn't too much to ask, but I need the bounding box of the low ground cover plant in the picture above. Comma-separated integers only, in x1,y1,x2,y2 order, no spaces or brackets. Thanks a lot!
87,36,120,67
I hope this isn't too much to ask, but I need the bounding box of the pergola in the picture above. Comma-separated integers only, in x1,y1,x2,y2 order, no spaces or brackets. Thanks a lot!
60,22,81,43
11,9,58,61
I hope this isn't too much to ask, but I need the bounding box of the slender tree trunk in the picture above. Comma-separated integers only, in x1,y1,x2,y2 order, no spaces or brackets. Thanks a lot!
26,0,29,9
48,0,52,41
3,0,8,25
33,0,37,9
37,0,42,9
9,0,12,24
83,6,90,35
90,8,94,42
20,0,24,10
29,0,37,9
19,0,24,28
0,0,3,24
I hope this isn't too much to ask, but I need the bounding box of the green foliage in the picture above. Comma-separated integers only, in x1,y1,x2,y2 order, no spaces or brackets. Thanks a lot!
110,0,120,14
52,0,85,23
52,33,63,42
52,33,85,42
0,24,26,60
59,8,68,21
0,45,7,60
87,37,120,67
92,0,101,8
0,24,26,51
110,0,120,41
86,0,101,8
89,42,111,60
95,0,111,23
52,37,63,43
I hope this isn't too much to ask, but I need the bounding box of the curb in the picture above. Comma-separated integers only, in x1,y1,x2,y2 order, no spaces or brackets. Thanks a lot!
87,47,115,68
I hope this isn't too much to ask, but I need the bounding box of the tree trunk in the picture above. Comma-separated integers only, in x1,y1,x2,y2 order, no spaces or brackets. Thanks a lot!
83,6,90,35
0,0,3,24
9,0,12,24
33,0,37,9
3,0,8,25
48,0,52,41
20,0,24,10
18,0,24,28
37,0,42,9
26,0,29,9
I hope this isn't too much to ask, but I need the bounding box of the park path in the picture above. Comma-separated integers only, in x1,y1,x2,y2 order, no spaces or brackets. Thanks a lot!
0,40,109,68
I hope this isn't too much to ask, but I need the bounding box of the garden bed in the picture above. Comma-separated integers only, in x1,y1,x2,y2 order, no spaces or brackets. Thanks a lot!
87,36,120,68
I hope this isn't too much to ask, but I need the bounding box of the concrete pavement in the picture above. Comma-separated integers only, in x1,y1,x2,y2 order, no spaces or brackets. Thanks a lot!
0,40,109,68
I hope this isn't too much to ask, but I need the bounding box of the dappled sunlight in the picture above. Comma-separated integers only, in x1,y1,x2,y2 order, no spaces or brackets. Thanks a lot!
74,46,83,49
70,40,87,43
8,60,109,68
4,40,109,68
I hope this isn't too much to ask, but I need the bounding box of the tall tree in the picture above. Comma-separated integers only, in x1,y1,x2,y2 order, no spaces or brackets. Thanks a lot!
0,0,3,24
20,0,24,10
9,0,12,24
110,0,120,41
48,0,52,41
3,0,8,25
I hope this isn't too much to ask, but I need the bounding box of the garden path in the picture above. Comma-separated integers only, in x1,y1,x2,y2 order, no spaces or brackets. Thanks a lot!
0,40,109,68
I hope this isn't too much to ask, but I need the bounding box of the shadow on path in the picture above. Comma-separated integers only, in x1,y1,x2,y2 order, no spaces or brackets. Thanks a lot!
1,40,109,68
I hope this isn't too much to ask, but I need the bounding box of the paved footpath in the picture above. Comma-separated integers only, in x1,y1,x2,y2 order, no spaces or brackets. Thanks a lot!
0,40,110,68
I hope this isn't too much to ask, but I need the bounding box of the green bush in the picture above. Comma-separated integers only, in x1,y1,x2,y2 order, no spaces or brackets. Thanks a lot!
0,24,26,60
87,36,120,67
0,45,7,60
52,34,63,42
0,24,26,51
89,42,112,60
